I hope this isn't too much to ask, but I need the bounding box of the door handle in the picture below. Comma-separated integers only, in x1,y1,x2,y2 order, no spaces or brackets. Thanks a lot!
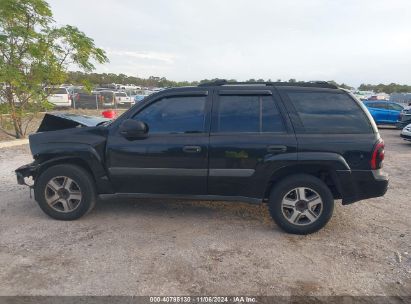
267,145,287,153
183,145,202,153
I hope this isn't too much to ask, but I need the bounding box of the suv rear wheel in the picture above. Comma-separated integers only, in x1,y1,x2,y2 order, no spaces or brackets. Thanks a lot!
35,164,96,220
268,174,334,234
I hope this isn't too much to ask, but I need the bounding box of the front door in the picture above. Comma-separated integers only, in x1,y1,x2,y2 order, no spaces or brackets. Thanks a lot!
208,89,297,199
106,92,211,195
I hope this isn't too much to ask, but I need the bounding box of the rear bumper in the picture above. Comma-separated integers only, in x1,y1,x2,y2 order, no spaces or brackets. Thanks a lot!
15,162,39,185
337,169,388,205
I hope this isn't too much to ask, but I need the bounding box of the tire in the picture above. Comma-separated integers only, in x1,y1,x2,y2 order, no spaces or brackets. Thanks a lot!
268,174,334,235
34,164,96,220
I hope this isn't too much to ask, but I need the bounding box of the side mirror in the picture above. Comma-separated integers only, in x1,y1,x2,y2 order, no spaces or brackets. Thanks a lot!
119,119,148,139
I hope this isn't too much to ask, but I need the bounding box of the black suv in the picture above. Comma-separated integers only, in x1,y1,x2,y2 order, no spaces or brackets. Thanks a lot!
16,80,388,234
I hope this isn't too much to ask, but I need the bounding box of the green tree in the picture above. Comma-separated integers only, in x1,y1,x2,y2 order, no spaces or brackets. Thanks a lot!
0,0,108,138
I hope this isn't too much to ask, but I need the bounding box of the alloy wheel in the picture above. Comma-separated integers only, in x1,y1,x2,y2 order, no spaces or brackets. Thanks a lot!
44,176,82,213
281,187,323,226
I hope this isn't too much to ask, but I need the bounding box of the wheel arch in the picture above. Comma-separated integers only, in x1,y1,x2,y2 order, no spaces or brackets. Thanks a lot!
263,164,342,201
36,156,94,181
34,154,114,194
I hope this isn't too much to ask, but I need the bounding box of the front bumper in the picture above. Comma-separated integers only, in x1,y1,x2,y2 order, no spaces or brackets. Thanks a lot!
337,169,389,205
15,162,39,185
396,115,411,129
400,133,411,141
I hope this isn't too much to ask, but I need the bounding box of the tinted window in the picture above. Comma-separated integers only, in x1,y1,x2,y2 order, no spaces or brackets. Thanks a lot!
216,95,285,133
387,103,403,111
134,96,206,133
287,92,372,133
371,102,387,109
46,88,67,95
365,102,378,109
115,92,127,97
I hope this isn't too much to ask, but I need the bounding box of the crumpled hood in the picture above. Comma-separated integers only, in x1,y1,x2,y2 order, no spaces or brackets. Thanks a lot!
37,113,109,132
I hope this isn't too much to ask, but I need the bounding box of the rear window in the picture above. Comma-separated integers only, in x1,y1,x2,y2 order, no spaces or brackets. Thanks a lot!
115,92,127,97
46,88,67,95
287,91,372,133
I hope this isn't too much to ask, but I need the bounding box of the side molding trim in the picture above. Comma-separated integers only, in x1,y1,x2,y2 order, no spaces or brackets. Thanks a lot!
99,193,262,204
109,167,208,177
209,168,255,177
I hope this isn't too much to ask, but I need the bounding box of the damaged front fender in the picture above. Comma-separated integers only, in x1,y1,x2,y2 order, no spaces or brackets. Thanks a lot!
16,112,114,194
15,162,39,186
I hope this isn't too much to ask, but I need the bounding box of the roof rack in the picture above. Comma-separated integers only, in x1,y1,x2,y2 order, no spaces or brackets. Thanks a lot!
198,79,338,89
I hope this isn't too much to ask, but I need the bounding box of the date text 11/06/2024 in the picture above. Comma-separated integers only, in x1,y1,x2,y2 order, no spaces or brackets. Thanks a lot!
149,296,257,303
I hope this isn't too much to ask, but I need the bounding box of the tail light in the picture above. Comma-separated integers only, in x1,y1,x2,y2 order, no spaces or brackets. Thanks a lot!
370,139,385,170
75,93,80,101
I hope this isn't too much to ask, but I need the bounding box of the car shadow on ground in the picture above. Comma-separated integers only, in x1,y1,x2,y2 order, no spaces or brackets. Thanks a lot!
93,197,274,225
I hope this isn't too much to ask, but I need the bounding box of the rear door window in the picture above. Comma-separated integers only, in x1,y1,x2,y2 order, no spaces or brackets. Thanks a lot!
215,95,285,133
46,88,67,95
372,102,388,109
286,91,372,133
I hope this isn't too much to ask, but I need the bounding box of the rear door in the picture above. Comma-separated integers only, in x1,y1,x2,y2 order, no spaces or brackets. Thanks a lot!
207,89,297,200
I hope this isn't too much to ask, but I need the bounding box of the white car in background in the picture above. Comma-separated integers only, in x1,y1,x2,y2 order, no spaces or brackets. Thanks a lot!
114,92,132,107
400,123,411,142
46,87,71,107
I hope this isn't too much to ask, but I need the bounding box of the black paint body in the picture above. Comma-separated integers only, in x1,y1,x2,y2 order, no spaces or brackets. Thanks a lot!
16,84,388,205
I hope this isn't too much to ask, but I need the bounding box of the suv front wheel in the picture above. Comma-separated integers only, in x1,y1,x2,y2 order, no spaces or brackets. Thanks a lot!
268,174,334,234
35,164,96,220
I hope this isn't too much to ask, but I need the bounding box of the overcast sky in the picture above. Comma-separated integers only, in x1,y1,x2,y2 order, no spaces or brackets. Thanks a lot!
48,0,411,86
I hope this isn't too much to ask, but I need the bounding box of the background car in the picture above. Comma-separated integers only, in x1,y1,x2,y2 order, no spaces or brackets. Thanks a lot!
397,105,411,129
363,101,404,126
134,90,154,104
400,123,411,141
46,87,71,107
134,94,147,103
99,90,116,108
114,92,132,108
72,90,101,109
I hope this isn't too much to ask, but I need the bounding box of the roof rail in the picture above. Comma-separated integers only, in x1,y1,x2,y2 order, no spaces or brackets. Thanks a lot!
198,79,338,89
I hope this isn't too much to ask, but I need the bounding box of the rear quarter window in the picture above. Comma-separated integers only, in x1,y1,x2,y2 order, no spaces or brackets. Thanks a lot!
286,91,373,134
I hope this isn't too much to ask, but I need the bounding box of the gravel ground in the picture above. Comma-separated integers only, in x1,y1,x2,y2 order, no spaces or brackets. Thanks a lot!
0,129,410,296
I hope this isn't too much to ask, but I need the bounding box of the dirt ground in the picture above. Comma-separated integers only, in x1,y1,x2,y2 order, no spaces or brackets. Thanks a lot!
0,129,410,297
